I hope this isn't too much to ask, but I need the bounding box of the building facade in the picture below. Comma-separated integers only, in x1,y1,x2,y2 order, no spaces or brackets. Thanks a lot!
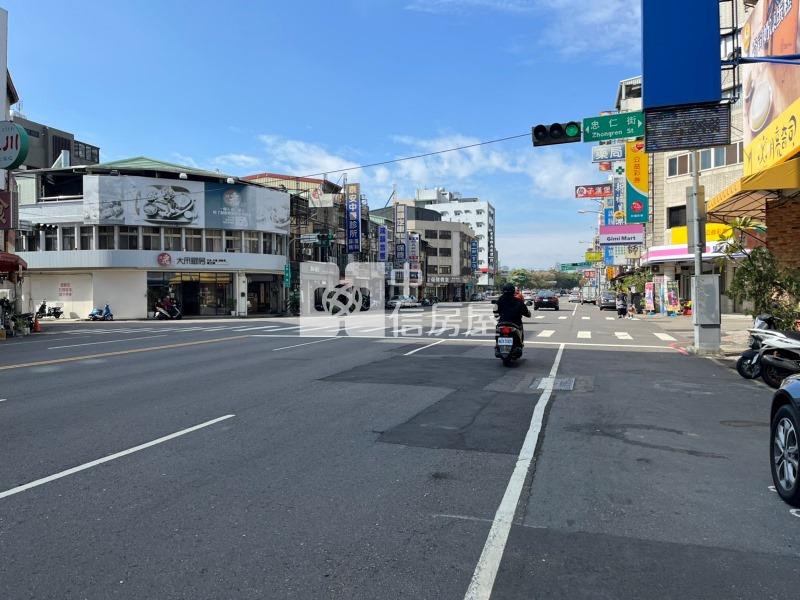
407,187,496,289
407,217,476,302
13,157,289,319
11,113,100,170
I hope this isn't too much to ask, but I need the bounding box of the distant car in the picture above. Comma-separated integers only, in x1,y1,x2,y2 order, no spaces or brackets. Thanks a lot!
470,293,485,301
770,374,800,506
568,292,582,303
534,290,559,311
386,295,420,309
598,292,616,311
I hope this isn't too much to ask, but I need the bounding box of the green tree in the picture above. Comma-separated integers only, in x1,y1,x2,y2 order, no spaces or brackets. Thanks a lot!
509,268,532,289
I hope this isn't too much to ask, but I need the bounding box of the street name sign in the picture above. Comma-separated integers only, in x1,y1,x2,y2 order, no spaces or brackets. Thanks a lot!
583,111,644,142
560,261,592,272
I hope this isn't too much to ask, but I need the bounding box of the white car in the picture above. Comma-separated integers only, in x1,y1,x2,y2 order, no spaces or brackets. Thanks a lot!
568,292,582,303
386,295,420,309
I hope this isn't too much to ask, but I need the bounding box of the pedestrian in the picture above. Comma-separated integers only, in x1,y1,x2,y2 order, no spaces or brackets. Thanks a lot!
616,292,627,319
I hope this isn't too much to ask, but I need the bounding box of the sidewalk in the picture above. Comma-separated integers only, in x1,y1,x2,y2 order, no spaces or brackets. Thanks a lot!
642,312,752,356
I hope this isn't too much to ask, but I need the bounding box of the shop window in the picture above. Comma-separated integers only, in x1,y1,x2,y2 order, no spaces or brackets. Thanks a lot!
244,231,259,254
439,247,452,257
668,206,687,228
62,227,76,250
164,227,181,251
119,226,138,250
225,231,242,253
725,143,738,165
42,228,57,251
275,235,285,255
185,228,202,252
439,265,451,275
439,230,451,240
19,230,39,251
428,265,438,274
80,226,93,250
424,230,438,239
206,229,222,252
142,226,161,251
714,147,726,167
98,226,115,250
677,154,688,175
427,247,438,256
262,233,273,254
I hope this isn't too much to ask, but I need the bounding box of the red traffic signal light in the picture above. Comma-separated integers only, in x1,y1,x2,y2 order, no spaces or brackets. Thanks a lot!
531,122,582,147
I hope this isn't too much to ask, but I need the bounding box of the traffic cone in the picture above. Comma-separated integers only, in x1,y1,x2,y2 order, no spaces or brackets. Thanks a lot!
33,318,42,333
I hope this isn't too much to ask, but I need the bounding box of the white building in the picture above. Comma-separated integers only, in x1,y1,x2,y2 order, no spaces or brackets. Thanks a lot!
13,157,289,319
411,187,496,288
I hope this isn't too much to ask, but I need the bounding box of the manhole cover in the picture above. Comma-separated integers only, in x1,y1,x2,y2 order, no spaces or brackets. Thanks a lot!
530,377,575,391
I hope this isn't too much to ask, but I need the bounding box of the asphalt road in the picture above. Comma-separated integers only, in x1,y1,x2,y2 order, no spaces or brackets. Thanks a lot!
0,302,796,599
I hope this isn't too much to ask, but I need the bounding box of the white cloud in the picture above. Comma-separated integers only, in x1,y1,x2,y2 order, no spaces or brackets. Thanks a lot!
171,152,199,169
210,153,263,171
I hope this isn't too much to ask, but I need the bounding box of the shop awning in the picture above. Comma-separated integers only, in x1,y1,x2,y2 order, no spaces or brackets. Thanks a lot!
641,243,745,265
0,252,27,273
707,158,800,224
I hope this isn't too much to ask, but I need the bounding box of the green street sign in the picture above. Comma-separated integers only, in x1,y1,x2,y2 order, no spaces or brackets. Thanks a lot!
559,261,591,272
582,111,644,142
283,263,291,286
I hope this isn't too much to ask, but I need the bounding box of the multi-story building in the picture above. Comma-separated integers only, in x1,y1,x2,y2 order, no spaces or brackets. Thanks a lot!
13,157,289,319
11,112,100,170
405,187,496,289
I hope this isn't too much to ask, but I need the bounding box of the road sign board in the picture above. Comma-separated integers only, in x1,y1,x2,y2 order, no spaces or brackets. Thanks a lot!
583,111,644,142
300,234,319,244
559,261,591,272
283,263,291,286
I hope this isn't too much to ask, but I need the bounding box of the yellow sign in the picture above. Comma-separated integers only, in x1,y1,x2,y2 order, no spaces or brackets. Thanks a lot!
744,95,800,176
669,223,731,244
625,140,649,223
585,251,603,262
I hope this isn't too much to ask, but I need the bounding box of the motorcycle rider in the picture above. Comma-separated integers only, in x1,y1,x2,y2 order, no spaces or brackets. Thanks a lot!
496,283,531,341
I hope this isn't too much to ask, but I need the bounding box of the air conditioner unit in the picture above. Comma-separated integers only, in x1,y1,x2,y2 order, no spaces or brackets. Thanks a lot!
651,265,661,273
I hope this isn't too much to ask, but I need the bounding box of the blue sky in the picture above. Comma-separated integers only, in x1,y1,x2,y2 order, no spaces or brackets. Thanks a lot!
5,0,641,268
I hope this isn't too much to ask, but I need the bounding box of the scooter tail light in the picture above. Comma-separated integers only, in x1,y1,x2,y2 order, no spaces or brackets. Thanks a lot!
500,326,512,335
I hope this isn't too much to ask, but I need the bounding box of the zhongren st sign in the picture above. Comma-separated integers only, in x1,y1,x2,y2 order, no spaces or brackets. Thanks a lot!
599,224,645,246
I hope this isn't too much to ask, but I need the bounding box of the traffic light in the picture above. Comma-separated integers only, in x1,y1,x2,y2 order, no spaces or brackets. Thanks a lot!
317,232,335,247
531,122,581,147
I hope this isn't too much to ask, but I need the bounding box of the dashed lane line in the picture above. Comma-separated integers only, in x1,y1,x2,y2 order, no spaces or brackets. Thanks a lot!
404,339,446,356
614,332,633,340
577,331,592,339
48,334,168,350
537,330,555,338
654,332,677,341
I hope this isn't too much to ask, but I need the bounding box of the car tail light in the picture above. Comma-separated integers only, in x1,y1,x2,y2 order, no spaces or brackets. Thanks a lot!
500,326,512,335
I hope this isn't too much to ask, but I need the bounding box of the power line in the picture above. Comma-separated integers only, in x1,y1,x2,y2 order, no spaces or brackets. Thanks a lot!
300,132,531,178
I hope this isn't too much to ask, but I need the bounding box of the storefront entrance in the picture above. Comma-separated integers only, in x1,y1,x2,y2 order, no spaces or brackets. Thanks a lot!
246,274,280,315
147,271,234,317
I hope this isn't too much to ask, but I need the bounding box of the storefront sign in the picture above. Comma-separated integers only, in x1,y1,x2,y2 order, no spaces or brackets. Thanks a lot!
377,225,388,262
0,121,29,170
743,0,800,175
585,251,603,262
58,282,73,298
575,184,613,199
408,233,420,262
84,176,290,233
345,183,361,254
583,269,596,278
644,103,731,153
283,263,291,287
591,143,626,162
157,252,172,266
308,187,339,208
612,169,626,224
470,239,479,271
487,226,495,269
155,252,228,267
625,140,649,223
0,190,11,230
599,224,645,245
395,242,406,261
625,245,642,259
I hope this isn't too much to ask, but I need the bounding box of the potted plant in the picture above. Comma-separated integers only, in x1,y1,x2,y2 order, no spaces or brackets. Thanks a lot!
227,298,237,316
14,315,30,336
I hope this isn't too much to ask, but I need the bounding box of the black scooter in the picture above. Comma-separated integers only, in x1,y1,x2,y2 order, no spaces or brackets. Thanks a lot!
495,322,524,367
36,300,63,319
736,313,777,379
154,301,182,320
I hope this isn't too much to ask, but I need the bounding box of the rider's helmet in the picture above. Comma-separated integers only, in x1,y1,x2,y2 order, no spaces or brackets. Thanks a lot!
501,283,515,295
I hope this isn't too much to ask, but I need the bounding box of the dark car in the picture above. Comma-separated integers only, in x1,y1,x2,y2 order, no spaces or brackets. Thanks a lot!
770,374,800,506
534,290,559,311
598,292,616,311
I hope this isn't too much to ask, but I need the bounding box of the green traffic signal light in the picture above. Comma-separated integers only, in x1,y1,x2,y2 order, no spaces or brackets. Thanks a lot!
531,121,582,147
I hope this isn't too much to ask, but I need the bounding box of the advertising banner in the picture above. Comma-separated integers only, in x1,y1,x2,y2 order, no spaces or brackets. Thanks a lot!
625,140,649,223
591,143,626,162
612,168,626,225
625,245,642,259
470,239,479,271
603,201,614,264
0,190,11,230
394,203,407,267
575,183,613,199
585,251,603,262
666,280,681,313
308,187,339,208
345,183,361,254
742,0,800,175
644,282,655,312
83,176,290,233
0,121,29,170
377,226,388,262
599,224,645,245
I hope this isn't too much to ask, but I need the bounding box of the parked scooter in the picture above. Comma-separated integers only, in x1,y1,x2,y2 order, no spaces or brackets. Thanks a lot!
36,299,63,319
736,313,777,379
758,331,800,388
154,300,182,320
88,304,113,321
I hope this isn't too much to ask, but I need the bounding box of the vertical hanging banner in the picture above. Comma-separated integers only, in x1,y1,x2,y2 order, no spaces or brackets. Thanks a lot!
644,281,655,312
345,183,361,254
612,163,626,225
470,240,479,271
0,191,11,230
625,140,649,223
603,197,614,265
377,225,388,262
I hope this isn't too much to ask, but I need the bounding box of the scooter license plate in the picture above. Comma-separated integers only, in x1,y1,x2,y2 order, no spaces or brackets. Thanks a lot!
498,337,514,347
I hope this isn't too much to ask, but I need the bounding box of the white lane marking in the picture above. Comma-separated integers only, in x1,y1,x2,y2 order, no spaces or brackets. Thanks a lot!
654,332,677,341
404,339,446,356
0,399,6,402
581,316,591,320
264,325,304,332
572,304,578,316
360,326,392,333
48,335,168,350
271,337,342,351
558,316,568,320
0,414,235,501
537,330,555,338
193,326,230,332
577,331,592,339
464,344,566,600
229,325,281,331
614,332,633,340
534,315,544,320
605,317,615,321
